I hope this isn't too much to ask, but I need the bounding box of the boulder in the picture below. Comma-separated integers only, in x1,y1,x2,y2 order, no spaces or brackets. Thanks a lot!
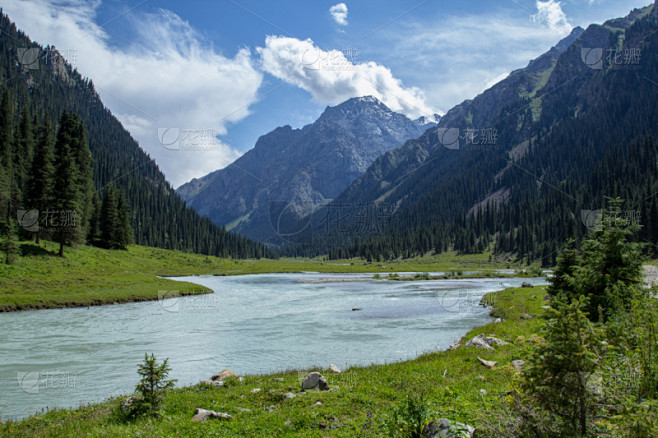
301,372,329,391
199,379,224,388
465,334,494,350
211,369,236,381
192,408,232,422
422,418,475,437
328,364,341,373
448,338,462,350
511,360,524,371
483,336,508,347
477,356,497,368
521,282,533,288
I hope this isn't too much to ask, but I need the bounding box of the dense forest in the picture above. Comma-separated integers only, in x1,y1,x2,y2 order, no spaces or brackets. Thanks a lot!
0,11,273,259
282,9,658,265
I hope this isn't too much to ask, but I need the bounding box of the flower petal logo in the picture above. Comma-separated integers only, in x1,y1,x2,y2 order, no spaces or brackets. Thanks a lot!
581,209,603,231
17,209,39,232
17,47,41,70
17,371,40,394
301,48,321,71
436,128,460,150
581,47,603,71
158,290,180,313
269,201,312,243
157,128,180,150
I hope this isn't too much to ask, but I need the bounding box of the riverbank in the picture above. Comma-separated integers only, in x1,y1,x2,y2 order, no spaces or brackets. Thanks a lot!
1,285,547,436
1,240,520,312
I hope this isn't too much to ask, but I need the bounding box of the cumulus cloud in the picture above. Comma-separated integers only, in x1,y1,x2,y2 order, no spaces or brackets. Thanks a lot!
2,0,262,187
532,0,572,35
257,36,436,119
329,3,349,26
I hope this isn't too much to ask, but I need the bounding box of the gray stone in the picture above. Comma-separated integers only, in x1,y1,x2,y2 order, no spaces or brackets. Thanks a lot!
511,360,524,371
477,356,497,368
422,418,475,437
211,369,236,381
465,334,494,350
192,408,232,422
199,380,224,388
483,336,508,346
521,282,533,288
448,338,462,350
284,392,297,400
301,372,329,391
328,364,341,373
250,388,261,393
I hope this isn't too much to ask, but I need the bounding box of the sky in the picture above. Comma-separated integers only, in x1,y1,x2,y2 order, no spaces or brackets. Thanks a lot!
1,0,651,187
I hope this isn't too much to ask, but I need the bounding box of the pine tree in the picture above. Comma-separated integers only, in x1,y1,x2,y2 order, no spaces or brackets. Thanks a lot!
116,189,134,249
26,120,55,244
99,183,118,249
52,111,82,257
134,353,176,415
523,296,604,435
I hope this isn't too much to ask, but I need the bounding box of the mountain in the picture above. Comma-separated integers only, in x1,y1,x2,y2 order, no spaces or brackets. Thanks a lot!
285,2,658,262
177,96,430,245
0,12,273,259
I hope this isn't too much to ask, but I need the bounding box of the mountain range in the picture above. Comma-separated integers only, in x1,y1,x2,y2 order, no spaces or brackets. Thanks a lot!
177,96,439,244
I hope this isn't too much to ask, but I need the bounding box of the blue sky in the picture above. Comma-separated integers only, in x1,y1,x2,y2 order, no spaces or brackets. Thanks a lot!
1,0,651,186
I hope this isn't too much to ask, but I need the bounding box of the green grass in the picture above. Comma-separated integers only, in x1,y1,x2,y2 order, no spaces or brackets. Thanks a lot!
0,241,518,311
1,286,549,437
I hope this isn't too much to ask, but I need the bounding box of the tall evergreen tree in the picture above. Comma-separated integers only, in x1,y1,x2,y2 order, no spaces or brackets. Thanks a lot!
99,183,118,249
26,119,55,244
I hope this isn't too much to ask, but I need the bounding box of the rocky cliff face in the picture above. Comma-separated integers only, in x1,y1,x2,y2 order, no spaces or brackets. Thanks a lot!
177,96,429,244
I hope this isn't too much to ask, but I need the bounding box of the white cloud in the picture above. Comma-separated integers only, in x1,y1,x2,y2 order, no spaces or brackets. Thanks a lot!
257,36,436,119
329,3,349,26
2,0,262,187
532,0,573,35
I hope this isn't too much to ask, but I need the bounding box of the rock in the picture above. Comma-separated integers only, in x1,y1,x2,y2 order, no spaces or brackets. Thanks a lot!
236,407,251,412
521,282,533,288
422,418,475,437
284,392,297,400
483,336,508,346
465,334,494,350
328,364,341,373
477,356,497,368
301,372,330,391
192,408,232,422
448,338,462,350
479,389,487,396
250,388,261,393
352,307,361,311
541,305,551,310
314,401,323,406
494,318,504,323
265,405,276,412
511,360,524,371
199,380,224,388
211,369,236,381
543,294,551,301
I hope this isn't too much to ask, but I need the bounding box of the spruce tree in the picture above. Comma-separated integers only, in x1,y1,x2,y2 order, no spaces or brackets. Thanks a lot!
99,183,118,249
116,189,134,249
26,120,55,244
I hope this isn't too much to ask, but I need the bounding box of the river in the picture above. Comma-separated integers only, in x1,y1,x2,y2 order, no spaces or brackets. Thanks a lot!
0,273,547,420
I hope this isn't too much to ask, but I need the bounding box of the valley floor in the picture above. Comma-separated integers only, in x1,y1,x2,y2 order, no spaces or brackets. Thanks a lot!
0,241,520,312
